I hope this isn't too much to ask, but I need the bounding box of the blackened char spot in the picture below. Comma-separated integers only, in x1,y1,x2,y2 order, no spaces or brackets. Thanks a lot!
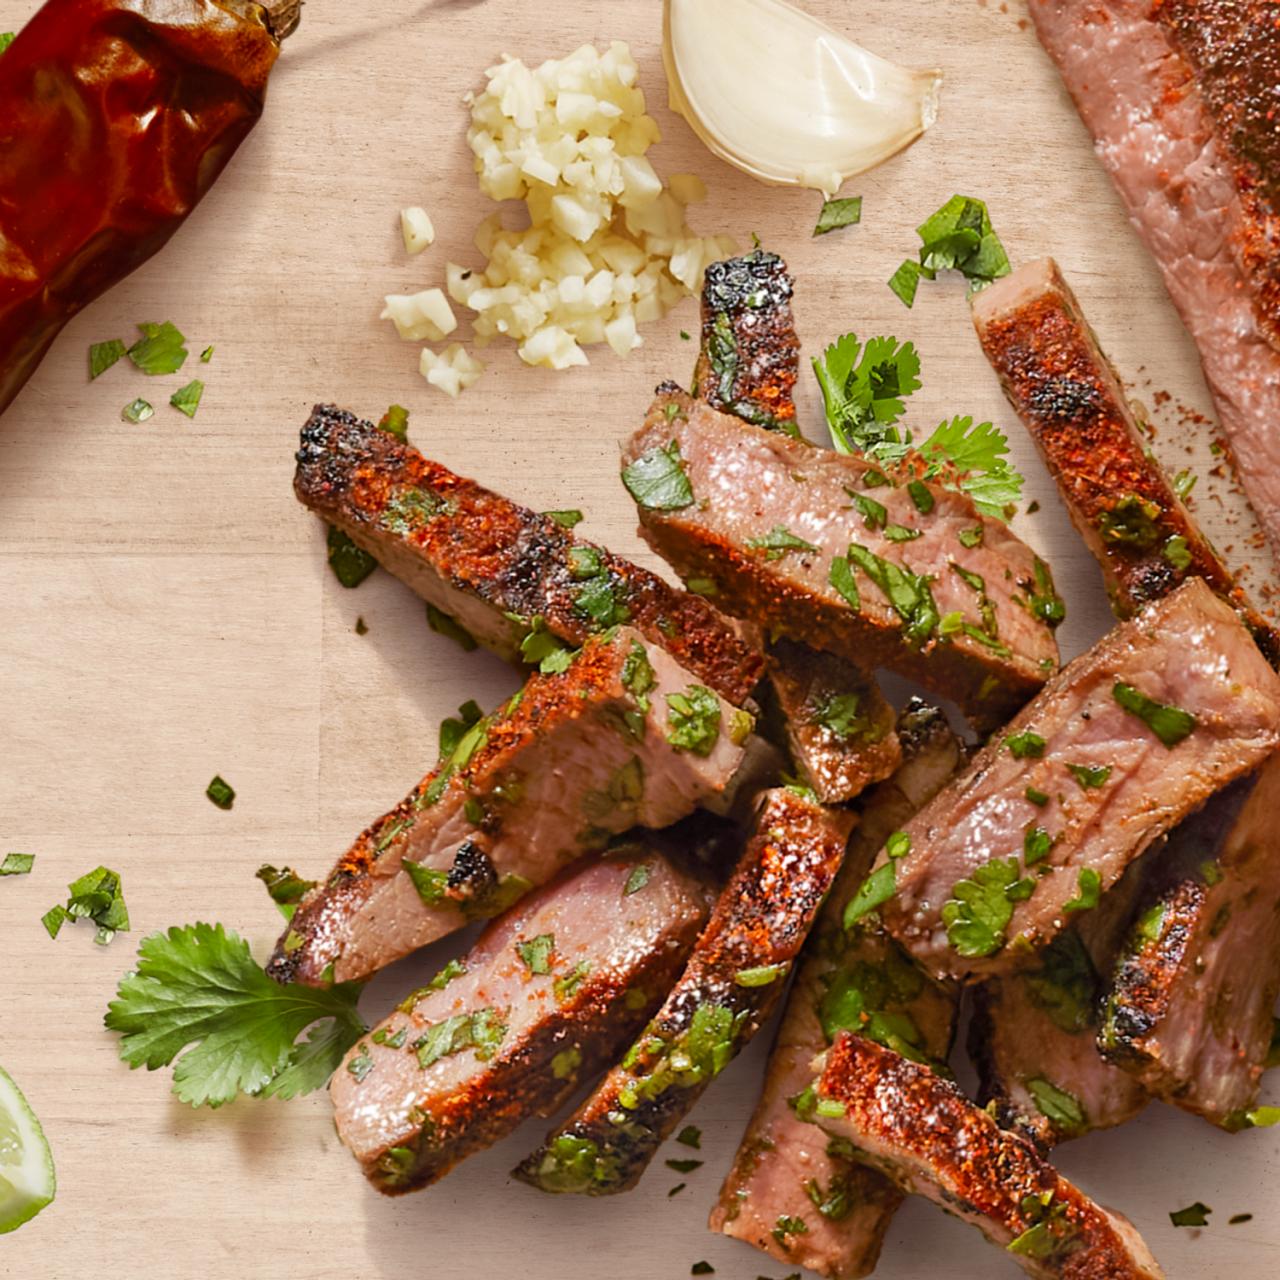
448,840,498,897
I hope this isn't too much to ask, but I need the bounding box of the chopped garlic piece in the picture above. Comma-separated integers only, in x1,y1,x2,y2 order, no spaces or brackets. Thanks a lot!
382,289,457,342
400,206,435,254
419,344,484,397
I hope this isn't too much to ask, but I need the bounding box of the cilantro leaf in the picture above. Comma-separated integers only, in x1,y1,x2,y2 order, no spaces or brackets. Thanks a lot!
0,852,34,876
169,379,204,419
622,440,694,510
919,415,1023,516
105,922,366,1107
813,196,863,236
665,685,722,756
46,865,129,946
746,525,819,560
127,321,189,376
0,33,15,54
89,340,127,379
1112,682,1197,748
941,856,1035,957
255,865,315,921
1026,1077,1086,1136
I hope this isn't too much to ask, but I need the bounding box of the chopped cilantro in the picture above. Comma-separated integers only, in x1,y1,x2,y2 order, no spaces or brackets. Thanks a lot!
908,479,934,514
439,699,483,757
941,857,1035,957
1163,534,1192,571
551,1047,582,1079
1027,557,1066,627
622,439,694,510
326,526,377,588
846,544,939,646
746,525,819,560
1099,493,1161,549
206,775,235,810
829,555,860,610
89,339,127,379
1027,1077,1086,1135
1067,763,1111,791
425,602,478,651
121,398,154,424
0,853,34,877
691,1264,715,1276
255,865,315,920
843,862,897,927
1023,931,1099,1034
850,491,888,529
890,195,1010,307
545,509,584,528
958,525,984,548
667,1157,703,1173
1006,730,1046,759
376,404,409,440
665,685,722,756
1170,1203,1212,1228
1112,682,1197,747
813,196,863,236
403,862,449,907
676,1124,701,1148
553,961,592,1004
127,321,188,375
623,863,651,896
200,345,214,364
169,379,204,419
572,569,629,627
888,259,926,308
772,1216,809,1247
1025,786,1049,807
414,1008,507,1069
1063,867,1101,913
735,963,786,987
1229,1214,1253,1226
397,959,468,1010
0,33,14,54
1023,826,1053,865
1173,470,1197,500
516,933,555,975
810,691,869,742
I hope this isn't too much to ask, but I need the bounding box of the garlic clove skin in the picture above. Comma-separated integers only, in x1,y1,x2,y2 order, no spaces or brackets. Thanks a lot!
663,0,941,196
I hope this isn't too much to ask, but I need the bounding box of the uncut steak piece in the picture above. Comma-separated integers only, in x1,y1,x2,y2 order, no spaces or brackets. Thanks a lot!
294,404,763,707
813,1034,1165,1278
623,392,1062,729
690,250,900,802
1099,755,1280,1128
1028,0,1280,555
711,701,960,1279
514,787,854,1195
330,842,712,1194
972,257,1279,661
968,871,1151,1149
764,640,900,805
268,628,752,986
856,576,1280,982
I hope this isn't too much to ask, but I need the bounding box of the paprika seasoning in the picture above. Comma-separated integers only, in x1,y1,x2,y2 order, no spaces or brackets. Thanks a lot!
0,0,301,414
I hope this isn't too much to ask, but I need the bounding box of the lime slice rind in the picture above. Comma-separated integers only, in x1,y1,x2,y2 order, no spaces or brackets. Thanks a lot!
0,1065,55,1234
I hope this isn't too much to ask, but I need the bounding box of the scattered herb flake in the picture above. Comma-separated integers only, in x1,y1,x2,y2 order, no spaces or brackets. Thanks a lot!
843,862,897,927
553,961,592,1004
691,1264,715,1276
888,259,926,308
813,196,863,236
1173,470,1197,500
1163,534,1192,571
121,398,154,424
199,345,214,363
1063,867,1101,913
403,862,449,907
746,525,819,561
255,865,316,920
676,1125,701,1149
667,1157,703,1174
1229,1214,1253,1226
623,864,652,897
0,853,34,876
1006,730,1046,759
1025,786,1050,807
544,509,584,528
1067,763,1112,791
45,865,129,947
1113,681,1197,748
206,775,235,810
426,602,478,651
1027,1077,1086,1135
326,526,377,588
665,685,722,756
829,555,860,611
126,320,188,375
735,963,786,988
1170,1203,1212,1228
89,339,127,379
516,933,555,975
622,439,694,510
169,379,204,419
846,544,938,646
941,856,1035,957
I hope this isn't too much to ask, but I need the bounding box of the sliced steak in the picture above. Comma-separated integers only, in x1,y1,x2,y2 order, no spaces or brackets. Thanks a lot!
513,787,854,1195
860,576,1280,981
814,1034,1166,1279
972,257,1279,662
330,843,712,1193
969,873,1151,1148
690,251,901,801
1099,755,1280,1127
764,640,900,805
692,248,801,435
1028,0,1280,554
623,393,1062,729
268,627,752,986
294,404,763,706
711,702,960,1280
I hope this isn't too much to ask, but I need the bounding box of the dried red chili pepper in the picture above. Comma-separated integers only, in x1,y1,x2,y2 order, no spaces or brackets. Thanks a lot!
0,0,301,414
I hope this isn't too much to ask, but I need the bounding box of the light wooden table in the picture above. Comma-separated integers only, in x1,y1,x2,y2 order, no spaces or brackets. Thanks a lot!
2,1,1276,1276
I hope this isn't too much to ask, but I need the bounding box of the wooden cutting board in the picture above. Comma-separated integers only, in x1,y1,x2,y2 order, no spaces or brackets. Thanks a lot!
1,1,1274,1276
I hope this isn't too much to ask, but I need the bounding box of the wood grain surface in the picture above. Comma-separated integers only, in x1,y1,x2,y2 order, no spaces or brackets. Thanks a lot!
1,0,1276,1276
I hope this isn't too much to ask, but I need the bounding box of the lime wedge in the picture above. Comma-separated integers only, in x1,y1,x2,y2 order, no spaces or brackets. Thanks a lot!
0,1065,55,1233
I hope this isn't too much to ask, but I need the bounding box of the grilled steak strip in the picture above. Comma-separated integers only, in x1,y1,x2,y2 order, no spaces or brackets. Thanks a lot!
268,627,752,986
330,842,713,1194
294,404,764,707
813,1034,1166,1279
968,867,1151,1149
866,576,1280,982
514,788,854,1195
1028,0,1280,554
972,257,1280,661
763,640,901,805
1099,756,1280,1127
693,248,801,435
624,392,1061,729
691,252,901,802
711,702,960,1280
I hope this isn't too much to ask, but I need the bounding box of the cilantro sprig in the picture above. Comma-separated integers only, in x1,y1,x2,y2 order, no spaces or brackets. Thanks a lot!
813,335,1022,519
105,922,365,1107
889,194,1011,307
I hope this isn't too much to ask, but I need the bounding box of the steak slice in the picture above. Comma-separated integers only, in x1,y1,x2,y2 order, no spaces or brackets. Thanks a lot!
294,404,763,706
268,627,752,986
623,393,1062,729
513,787,854,1195
859,576,1280,981
330,842,713,1194
711,701,960,1280
813,1034,1166,1278
968,870,1151,1149
1027,0,1280,554
692,248,801,435
690,250,900,802
764,640,900,805
972,257,1279,663
1099,756,1280,1127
